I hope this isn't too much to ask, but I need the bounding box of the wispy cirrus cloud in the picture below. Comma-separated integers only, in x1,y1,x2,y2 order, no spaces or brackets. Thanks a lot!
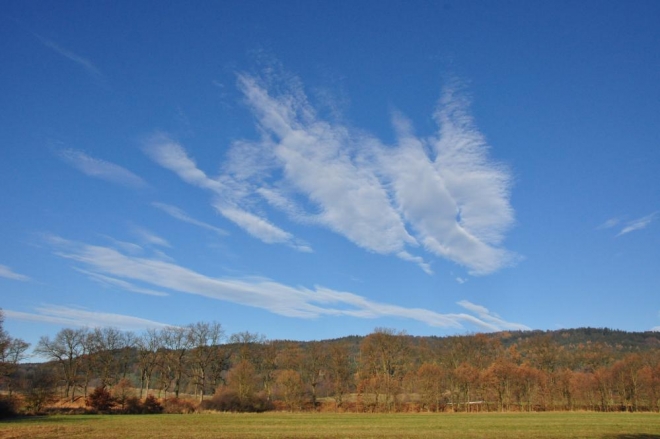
457,300,530,331
397,251,433,275
235,74,418,257
152,202,228,237
617,212,658,237
35,34,103,79
143,133,224,192
143,135,311,252
213,203,312,252
59,149,147,188
100,235,143,255
48,236,527,332
145,71,516,275
131,226,171,248
4,305,171,331
74,268,168,297
597,217,621,230
0,264,30,282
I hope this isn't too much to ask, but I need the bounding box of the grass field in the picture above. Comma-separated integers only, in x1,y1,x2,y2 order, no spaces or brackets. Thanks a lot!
1,412,659,439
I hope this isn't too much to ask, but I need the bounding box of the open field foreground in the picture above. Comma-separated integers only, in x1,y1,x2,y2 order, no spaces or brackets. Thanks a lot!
1,412,660,439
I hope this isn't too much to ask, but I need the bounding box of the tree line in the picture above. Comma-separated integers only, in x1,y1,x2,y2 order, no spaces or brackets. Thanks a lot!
2,310,660,414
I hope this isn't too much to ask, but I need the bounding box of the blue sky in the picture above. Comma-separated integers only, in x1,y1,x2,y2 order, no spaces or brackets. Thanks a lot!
2,1,659,352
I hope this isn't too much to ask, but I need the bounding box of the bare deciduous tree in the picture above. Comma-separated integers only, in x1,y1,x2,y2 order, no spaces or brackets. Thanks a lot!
327,343,353,410
89,327,124,387
301,342,328,409
1,338,30,396
359,328,410,412
35,327,89,401
227,359,258,404
416,363,446,412
188,321,224,401
136,328,163,399
275,369,304,411
161,326,192,398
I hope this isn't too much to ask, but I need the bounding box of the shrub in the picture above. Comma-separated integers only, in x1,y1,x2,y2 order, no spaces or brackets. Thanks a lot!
112,378,134,411
142,394,163,414
86,386,116,412
200,388,273,413
23,368,57,413
123,396,143,414
119,395,165,414
0,395,19,419
163,397,197,414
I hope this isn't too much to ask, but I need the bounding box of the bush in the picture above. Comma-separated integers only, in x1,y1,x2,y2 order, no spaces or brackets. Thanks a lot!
142,394,163,414
0,395,19,419
112,378,134,411
86,386,116,412
118,395,165,414
23,368,57,413
200,389,273,413
163,397,197,414
123,396,143,414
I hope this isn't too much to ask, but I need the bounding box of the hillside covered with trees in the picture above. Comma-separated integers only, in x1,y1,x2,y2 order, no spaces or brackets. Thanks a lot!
2,310,660,415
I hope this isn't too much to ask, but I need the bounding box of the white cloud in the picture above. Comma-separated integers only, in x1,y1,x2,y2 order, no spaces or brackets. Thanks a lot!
152,202,228,236
74,268,168,297
143,133,224,192
35,34,103,78
59,149,147,188
4,305,171,331
230,73,515,274
214,203,312,252
0,264,30,282
236,74,417,256
214,204,292,244
131,226,171,248
144,134,310,252
457,300,530,331
617,212,658,237
597,217,620,230
144,71,516,275
49,236,527,332
397,251,433,275
99,235,144,255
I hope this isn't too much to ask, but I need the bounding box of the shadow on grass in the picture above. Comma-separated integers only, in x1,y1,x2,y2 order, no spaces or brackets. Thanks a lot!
3,415,98,424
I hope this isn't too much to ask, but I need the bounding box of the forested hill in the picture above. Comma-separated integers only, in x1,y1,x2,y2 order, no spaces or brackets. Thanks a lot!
496,327,660,350
7,324,660,413
21,327,660,369
319,327,660,353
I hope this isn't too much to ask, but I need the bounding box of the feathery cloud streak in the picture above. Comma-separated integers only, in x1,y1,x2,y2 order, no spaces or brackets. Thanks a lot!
4,305,171,331
144,134,311,252
152,202,228,237
457,300,529,331
59,149,147,188
597,217,621,230
35,34,103,78
617,212,658,237
233,73,516,274
0,264,30,281
48,236,527,332
74,268,169,297
131,226,171,248
145,72,516,274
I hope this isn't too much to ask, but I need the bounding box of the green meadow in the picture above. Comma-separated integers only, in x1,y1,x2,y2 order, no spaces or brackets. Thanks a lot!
1,412,659,439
